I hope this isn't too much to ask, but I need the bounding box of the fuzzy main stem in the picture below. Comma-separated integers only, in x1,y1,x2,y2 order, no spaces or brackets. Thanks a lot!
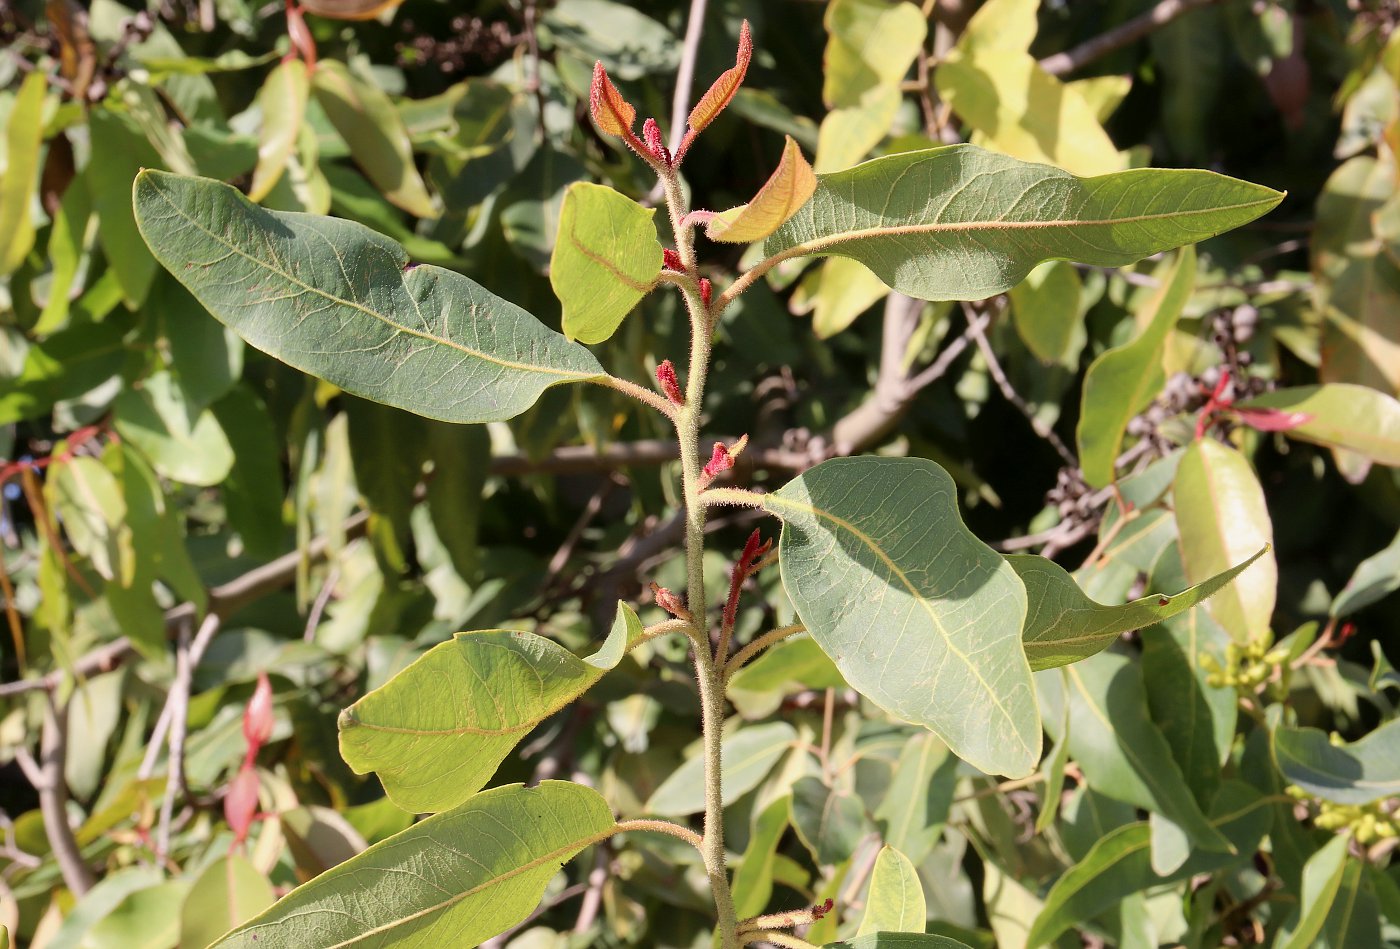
660,164,740,949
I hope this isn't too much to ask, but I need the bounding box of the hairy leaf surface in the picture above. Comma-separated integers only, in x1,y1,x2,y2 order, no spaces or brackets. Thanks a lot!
134,170,602,423
765,457,1040,777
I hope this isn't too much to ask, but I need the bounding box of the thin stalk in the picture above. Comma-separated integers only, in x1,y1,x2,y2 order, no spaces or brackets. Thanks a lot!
659,163,741,949
724,623,805,680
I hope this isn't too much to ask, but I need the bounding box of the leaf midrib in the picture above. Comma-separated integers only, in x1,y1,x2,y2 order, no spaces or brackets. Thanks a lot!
767,492,1031,758
141,174,596,380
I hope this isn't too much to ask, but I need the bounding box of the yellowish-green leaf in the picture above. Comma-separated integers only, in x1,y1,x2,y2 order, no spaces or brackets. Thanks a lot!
312,60,436,218
858,846,927,935
764,457,1040,778
1009,260,1082,366
733,795,792,919
1173,439,1277,644
0,72,45,276
811,257,891,339
1241,384,1400,467
1069,75,1133,123
958,0,1039,54
1077,246,1196,488
707,136,816,244
816,88,902,174
180,855,275,949
249,59,310,202
1012,545,1267,671
212,782,614,948
550,182,661,344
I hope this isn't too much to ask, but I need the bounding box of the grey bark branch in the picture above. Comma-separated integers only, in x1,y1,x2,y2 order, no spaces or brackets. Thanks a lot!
1039,0,1222,77
38,692,94,895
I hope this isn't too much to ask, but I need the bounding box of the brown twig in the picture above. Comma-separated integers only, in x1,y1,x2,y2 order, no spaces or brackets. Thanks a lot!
1039,0,1223,77
37,692,94,895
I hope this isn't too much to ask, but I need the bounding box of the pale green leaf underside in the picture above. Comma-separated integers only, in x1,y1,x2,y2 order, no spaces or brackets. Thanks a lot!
765,457,1040,778
339,626,632,813
1011,545,1267,671
133,170,602,423
1274,718,1400,805
761,144,1282,302
212,781,613,948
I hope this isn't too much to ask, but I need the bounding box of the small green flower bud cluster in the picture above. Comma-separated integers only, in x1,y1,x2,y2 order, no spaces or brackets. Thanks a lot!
1286,785,1400,845
1201,633,1289,694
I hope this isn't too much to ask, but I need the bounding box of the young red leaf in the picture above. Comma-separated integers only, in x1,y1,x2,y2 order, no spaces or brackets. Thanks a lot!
224,765,261,844
687,20,752,134
1234,406,1314,432
243,671,275,750
590,62,638,141
656,359,684,405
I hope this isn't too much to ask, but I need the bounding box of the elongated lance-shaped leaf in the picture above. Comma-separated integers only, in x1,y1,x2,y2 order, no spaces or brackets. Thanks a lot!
759,145,1282,302
133,170,603,423
763,457,1040,778
1239,383,1400,467
1012,544,1267,671
339,606,640,812
211,781,614,948
551,182,661,344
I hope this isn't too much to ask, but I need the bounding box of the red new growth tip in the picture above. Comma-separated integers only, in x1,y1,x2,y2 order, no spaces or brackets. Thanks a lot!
650,582,691,622
703,441,732,479
1234,406,1314,432
699,277,713,308
656,359,684,405
243,671,274,750
724,529,773,631
680,20,752,161
812,898,835,920
224,766,261,846
662,248,683,271
642,117,672,165
590,62,642,148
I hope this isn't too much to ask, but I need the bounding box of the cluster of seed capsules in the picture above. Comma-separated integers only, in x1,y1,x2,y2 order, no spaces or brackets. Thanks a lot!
397,15,516,74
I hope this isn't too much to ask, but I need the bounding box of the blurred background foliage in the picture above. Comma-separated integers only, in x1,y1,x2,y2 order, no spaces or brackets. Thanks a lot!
2,0,1400,945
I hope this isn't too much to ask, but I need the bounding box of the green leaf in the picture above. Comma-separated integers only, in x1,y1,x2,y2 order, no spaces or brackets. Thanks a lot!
1173,439,1277,644
249,58,310,202
113,371,235,487
733,795,792,919
760,146,1280,303
0,316,132,425
1331,527,1400,618
211,385,287,560
1008,261,1083,366
1077,246,1196,488
874,733,958,865
550,182,661,344
764,457,1040,778
1040,651,1234,854
728,634,847,719
1024,781,1271,948
339,623,633,813
425,421,490,580
311,60,435,218
47,867,166,949
179,854,275,949
859,846,927,935
1239,384,1400,467
1274,718,1400,805
823,935,975,948
84,880,190,949
1276,833,1351,949
89,109,163,307
792,775,872,865
1010,543,1266,671
0,72,45,275
133,170,603,423
648,721,798,817
811,257,891,339
212,781,614,948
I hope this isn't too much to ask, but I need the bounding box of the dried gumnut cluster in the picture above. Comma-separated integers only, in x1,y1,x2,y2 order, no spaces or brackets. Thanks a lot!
1046,466,1094,523
397,16,516,74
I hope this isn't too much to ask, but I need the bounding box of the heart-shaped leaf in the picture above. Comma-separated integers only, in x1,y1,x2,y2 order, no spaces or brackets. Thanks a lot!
134,170,603,423
760,145,1281,302
764,456,1040,778
551,182,661,343
211,781,614,948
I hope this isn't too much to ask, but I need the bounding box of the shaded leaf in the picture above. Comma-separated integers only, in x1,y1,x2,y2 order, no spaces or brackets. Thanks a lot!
1331,526,1400,618
1276,833,1351,949
1008,261,1083,366
765,457,1039,778
212,781,614,947
761,146,1279,303
648,721,797,816
792,775,872,865
1274,718,1400,805
134,170,602,423
1011,543,1266,671
179,855,275,949
113,371,235,487
874,733,958,864
733,794,791,919
824,937,973,949
550,182,661,344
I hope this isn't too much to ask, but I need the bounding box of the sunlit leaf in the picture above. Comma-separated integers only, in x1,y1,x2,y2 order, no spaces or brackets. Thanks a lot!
858,846,926,935
1239,384,1400,467
0,72,45,276
551,182,661,344
707,137,817,244
249,59,309,202
648,721,798,816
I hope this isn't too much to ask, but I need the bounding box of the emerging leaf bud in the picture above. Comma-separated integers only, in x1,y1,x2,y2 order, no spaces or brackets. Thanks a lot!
243,672,274,750
698,277,713,309
684,20,752,153
656,359,684,405
662,248,683,271
642,117,672,165
224,765,261,845
590,62,638,141
812,898,835,921
650,582,692,622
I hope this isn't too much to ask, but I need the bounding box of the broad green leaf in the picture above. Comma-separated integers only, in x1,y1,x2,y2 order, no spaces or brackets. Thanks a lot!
648,721,798,816
733,795,792,919
212,781,614,948
764,456,1040,778
340,618,636,812
1173,439,1276,645
49,456,129,584
874,733,958,865
1010,543,1266,671
792,775,872,865
824,937,973,949
133,170,603,423
1077,246,1196,488
1040,652,1233,854
1331,527,1400,617
1276,833,1351,949
935,49,1124,177
707,136,818,244
47,867,166,949
113,371,235,487
550,182,661,344
84,880,189,949
179,855,275,949
956,0,1039,55
1239,384,1400,467
1024,781,1271,948
0,315,131,425
816,89,902,174
761,146,1279,304
811,257,891,339
249,59,310,202
0,72,45,275
311,60,435,218
859,846,927,935
1274,718,1400,805
1008,261,1083,366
